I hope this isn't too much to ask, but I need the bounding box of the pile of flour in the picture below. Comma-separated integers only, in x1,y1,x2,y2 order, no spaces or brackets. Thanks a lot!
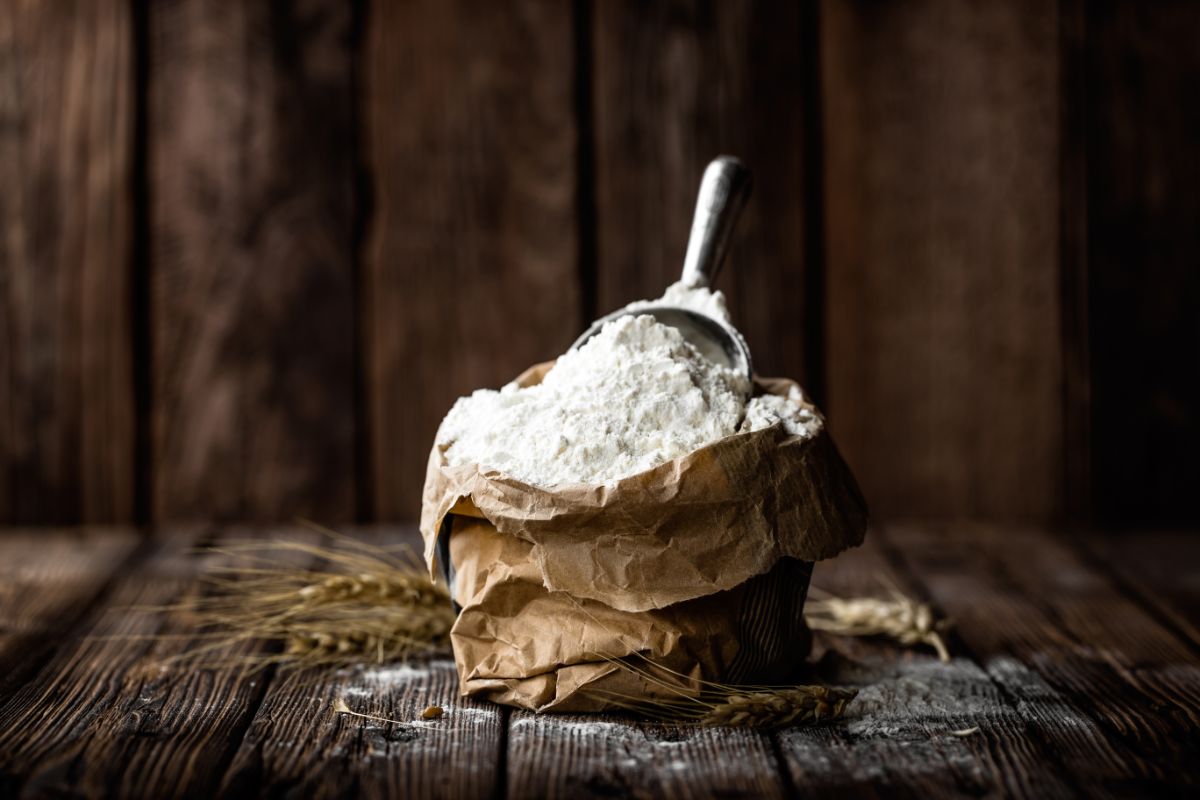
436,283,821,487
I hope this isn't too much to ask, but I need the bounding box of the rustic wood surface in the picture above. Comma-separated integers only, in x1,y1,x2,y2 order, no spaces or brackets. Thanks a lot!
2,1,1199,529
1090,531,1200,649
148,0,358,522
364,0,580,521
820,0,1065,522
0,524,1195,798
0,0,135,524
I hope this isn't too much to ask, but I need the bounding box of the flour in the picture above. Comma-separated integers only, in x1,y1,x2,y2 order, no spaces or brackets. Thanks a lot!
624,280,733,324
744,385,821,438
436,286,822,488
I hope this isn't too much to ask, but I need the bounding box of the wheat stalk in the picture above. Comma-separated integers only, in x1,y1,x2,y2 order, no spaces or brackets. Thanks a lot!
177,530,456,667
559,598,858,730
804,577,951,662
171,530,921,729
700,685,857,728
582,657,858,730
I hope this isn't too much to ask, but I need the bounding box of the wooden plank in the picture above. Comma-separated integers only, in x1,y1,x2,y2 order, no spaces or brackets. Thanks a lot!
364,0,580,520
820,0,1064,519
220,659,504,800
0,0,135,523
780,537,1077,799
0,528,139,696
885,523,1200,790
1090,531,1200,649
149,0,357,522
1059,0,1092,523
591,0,816,384
0,531,190,792
1085,1,1200,524
214,524,505,798
0,528,290,797
507,711,786,799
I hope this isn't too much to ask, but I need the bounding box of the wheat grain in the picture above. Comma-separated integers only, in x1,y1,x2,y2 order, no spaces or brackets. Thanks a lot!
179,533,456,667
565,591,859,730
805,578,952,662
700,685,857,728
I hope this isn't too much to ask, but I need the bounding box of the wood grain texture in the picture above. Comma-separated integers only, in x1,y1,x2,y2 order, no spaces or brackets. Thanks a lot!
1085,1,1200,524
855,530,1166,797
221,659,504,800
0,526,314,798
1,525,1199,795
216,525,506,799
0,0,134,523
1090,531,1200,650
885,523,1200,790
821,0,1064,520
0,532,191,794
0,528,138,695
591,0,816,383
784,538,1077,799
149,0,357,522
364,0,579,520
507,711,785,799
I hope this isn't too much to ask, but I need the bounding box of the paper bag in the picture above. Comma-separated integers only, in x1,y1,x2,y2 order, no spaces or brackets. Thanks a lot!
419,363,867,712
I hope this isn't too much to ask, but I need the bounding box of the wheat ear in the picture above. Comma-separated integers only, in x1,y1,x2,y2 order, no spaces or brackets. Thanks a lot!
558,596,858,729
178,534,456,667
700,685,858,728
804,576,951,662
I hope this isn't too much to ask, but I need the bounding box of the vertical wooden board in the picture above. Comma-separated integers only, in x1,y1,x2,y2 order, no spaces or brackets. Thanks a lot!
821,0,1064,520
592,0,815,383
507,711,785,799
365,0,579,519
1085,2,1200,525
0,0,134,523
149,0,357,522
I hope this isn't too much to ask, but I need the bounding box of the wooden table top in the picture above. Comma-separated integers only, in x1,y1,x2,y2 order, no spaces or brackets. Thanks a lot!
0,523,1195,798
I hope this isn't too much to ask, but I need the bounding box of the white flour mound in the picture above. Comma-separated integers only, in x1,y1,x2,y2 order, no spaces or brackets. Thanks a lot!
436,287,822,488
744,385,821,438
624,280,733,324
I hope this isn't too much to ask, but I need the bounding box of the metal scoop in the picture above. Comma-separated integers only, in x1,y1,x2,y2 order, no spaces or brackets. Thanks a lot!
569,156,755,381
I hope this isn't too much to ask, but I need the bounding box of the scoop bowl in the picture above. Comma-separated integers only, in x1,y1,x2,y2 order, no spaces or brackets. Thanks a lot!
569,156,755,381
569,306,753,380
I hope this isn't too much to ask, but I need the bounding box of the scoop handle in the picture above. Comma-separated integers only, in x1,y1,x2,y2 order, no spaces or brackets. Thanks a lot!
680,156,753,289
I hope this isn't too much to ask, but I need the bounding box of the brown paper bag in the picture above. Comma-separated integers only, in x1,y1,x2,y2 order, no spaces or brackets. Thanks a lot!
419,362,867,712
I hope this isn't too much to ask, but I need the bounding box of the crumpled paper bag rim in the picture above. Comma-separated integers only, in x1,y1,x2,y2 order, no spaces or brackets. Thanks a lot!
420,361,868,613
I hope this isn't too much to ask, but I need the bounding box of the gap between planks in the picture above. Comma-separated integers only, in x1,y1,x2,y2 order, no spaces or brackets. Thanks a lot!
0,528,154,700
0,526,289,796
875,522,1200,792
210,525,509,800
1076,531,1200,656
788,535,1076,799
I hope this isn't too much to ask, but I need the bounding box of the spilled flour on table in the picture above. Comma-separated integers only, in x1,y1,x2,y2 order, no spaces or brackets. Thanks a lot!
437,284,821,488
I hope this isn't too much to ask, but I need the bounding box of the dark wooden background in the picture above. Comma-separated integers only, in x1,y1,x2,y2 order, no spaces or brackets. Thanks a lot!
2,0,1197,529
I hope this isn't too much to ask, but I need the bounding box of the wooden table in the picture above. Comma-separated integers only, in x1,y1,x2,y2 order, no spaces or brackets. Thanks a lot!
0,524,1195,798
